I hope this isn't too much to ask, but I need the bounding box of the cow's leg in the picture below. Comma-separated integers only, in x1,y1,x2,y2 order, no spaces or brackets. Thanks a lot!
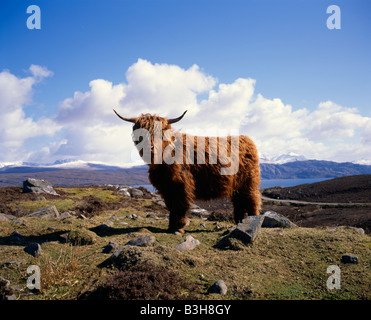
231,187,261,224
162,185,191,234
149,166,195,233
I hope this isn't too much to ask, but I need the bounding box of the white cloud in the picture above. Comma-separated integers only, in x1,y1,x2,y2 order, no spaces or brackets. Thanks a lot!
0,66,59,161
29,64,54,80
5,60,369,165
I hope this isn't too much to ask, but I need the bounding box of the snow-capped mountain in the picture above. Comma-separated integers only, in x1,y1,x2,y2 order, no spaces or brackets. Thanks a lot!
259,153,307,164
0,159,144,170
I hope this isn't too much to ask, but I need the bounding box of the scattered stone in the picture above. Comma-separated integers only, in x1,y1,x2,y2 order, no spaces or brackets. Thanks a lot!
117,221,128,226
341,255,358,264
200,223,207,229
103,220,114,226
1,259,25,268
12,219,30,227
229,216,264,244
129,188,144,198
25,205,60,219
24,243,42,257
126,213,138,220
262,211,296,228
77,214,87,220
59,211,73,219
23,178,58,195
0,277,15,300
102,241,119,253
208,280,227,295
32,196,46,201
59,232,69,241
175,235,201,251
0,213,16,221
118,188,131,197
125,234,156,247
190,208,209,218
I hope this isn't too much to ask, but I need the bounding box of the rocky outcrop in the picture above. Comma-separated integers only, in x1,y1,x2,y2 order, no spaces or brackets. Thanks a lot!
25,205,60,219
23,178,58,195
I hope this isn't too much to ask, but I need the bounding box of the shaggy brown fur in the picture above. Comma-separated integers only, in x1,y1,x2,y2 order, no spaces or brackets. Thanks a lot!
115,111,261,233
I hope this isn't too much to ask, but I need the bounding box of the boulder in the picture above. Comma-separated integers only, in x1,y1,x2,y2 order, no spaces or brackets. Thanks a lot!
0,213,16,221
23,178,58,195
24,243,42,257
229,216,264,244
175,235,201,251
25,205,60,219
262,211,297,228
129,188,144,198
341,255,358,264
208,280,227,295
102,241,119,253
125,234,156,247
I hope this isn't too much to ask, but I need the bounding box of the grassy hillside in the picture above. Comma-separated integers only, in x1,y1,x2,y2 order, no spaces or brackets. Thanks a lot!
0,186,370,300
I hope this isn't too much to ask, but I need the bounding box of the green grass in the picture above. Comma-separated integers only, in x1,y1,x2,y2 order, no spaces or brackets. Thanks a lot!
0,187,370,300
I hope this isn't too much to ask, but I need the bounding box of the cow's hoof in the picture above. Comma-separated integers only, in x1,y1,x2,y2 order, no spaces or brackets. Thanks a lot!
168,228,185,235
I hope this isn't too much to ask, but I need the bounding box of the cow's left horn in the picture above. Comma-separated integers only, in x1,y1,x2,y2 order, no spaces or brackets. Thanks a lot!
168,110,187,124
113,109,137,123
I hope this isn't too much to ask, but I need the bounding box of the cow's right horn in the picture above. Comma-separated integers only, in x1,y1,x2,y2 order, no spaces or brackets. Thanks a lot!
113,109,137,123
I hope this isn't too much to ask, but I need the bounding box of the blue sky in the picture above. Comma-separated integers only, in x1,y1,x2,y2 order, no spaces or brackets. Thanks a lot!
0,0,370,165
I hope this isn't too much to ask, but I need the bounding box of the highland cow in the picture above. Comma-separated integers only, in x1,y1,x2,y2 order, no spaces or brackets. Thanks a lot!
114,109,261,234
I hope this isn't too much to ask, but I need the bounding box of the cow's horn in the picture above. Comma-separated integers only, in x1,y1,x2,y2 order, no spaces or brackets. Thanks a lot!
113,109,137,123
168,110,187,124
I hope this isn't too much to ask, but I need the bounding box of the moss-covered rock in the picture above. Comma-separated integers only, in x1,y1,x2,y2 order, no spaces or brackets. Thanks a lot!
68,228,97,245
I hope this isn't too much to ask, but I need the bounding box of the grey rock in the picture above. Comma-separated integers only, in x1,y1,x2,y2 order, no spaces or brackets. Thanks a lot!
59,211,73,219
126,213,138,220
24,243,42,257
230,216,264,244
25,205,60,219
125,234,156,247
2,259,25,268
11,219,29,225
262,211,297,228
102,241,119,253
190,208,209,218
175,235,201,251
118,188,131,197
341,255,358,264
155,200,167,208
208,280,227,295
23,178,58,195
129,188,144,198
0,213,16,221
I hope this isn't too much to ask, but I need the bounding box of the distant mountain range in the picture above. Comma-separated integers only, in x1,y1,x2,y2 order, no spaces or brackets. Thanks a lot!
0,156,371,187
